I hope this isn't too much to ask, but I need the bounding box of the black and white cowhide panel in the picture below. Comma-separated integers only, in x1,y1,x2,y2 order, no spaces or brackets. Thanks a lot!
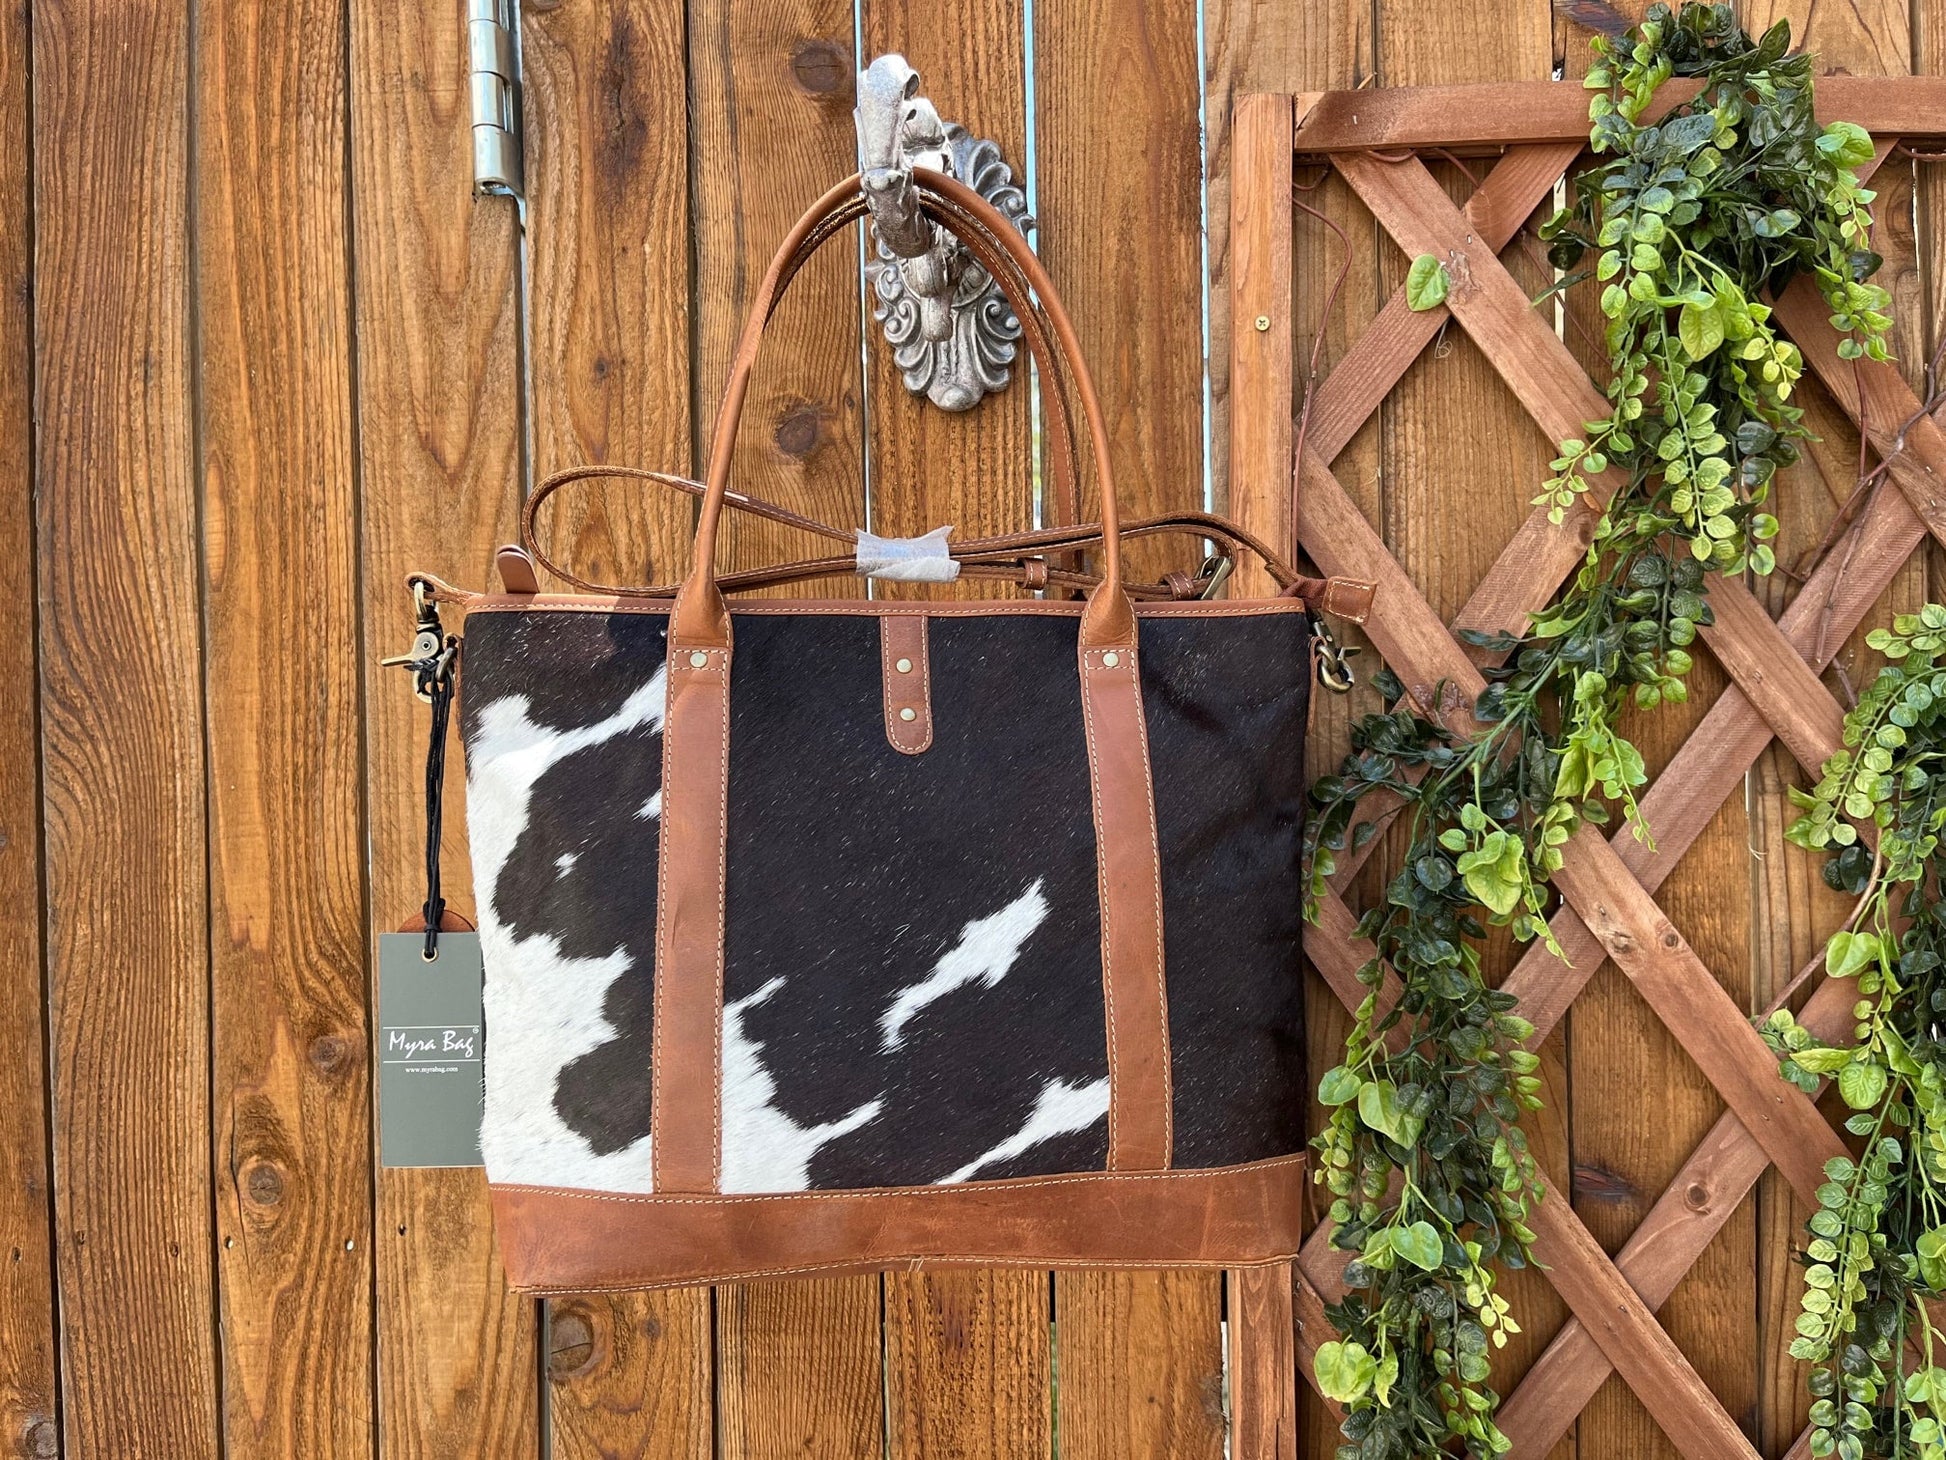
459,605,1308,1196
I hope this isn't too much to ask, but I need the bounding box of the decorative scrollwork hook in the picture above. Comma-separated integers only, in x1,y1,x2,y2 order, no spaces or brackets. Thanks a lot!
855,53,1034,412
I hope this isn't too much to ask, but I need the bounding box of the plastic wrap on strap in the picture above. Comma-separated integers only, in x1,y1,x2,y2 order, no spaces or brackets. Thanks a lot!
855,525,961,583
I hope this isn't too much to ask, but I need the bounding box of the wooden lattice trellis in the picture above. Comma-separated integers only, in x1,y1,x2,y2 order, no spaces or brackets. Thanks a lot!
1223,83,1946,1460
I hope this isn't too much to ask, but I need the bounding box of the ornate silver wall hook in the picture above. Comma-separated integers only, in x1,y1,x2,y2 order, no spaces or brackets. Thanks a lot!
855,54,1033,412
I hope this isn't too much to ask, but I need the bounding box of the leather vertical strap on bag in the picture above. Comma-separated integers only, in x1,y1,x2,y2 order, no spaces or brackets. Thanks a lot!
418,168,1364,1292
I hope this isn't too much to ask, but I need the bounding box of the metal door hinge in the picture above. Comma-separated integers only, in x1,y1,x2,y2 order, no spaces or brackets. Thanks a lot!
468,0,522,198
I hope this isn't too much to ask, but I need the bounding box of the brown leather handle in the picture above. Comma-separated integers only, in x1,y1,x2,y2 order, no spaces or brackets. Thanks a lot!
675,171,1134,652
522,464,1341,603
764,189,1084,533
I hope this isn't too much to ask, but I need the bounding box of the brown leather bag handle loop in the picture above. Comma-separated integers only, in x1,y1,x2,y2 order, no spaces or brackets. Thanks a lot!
674,171,1134,652
763,190,1084,533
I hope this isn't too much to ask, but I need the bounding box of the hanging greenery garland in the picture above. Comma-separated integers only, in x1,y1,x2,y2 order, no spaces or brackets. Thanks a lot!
1763,612,1946,1460
1303,6,1893,1456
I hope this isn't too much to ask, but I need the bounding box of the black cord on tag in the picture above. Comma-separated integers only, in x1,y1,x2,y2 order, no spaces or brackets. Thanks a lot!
388,582,460,959
421,662,455,959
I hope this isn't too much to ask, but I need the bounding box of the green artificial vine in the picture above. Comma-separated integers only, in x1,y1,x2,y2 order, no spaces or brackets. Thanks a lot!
1302,7,1893,1456
1763,611,1946,1460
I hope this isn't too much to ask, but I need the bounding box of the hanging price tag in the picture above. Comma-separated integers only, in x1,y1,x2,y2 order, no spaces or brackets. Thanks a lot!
377,931,485,1168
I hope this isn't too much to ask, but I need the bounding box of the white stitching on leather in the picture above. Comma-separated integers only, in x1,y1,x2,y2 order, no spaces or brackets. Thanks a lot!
1076,648,1121,1167
515,1252,1303,1296
498,1152,1307,1204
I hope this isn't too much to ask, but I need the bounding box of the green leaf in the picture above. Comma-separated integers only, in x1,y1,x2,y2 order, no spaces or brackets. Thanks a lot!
1391,1220,1444,1271
1358,1079,1423,1149
1837,1059,1887,1111
1817,120,1876,169
1318,1066,1362,1106
1678,298,1725,360
1406,254,1451,312
1825,930,1880,980
1314,1340,1377,1404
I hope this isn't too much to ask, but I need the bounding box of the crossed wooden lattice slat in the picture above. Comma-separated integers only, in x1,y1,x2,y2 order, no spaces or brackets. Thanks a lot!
1249,125,1946,1459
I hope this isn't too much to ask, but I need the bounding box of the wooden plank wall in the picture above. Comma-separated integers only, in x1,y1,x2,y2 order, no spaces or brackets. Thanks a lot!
0,0,1940,1456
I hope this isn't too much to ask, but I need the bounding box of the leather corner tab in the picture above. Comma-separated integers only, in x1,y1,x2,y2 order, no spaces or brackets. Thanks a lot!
496,544,541,595
1320,577,1376,624
879,614,933,755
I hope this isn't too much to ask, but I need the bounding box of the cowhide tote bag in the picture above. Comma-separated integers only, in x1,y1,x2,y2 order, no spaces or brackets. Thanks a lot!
422,169,1366,1293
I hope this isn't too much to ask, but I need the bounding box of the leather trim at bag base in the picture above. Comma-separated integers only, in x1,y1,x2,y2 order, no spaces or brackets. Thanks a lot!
489,1154,1306,1294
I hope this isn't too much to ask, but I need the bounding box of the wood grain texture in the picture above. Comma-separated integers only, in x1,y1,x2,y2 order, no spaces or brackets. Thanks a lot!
521,0,697,594
1034,0,1207,585
546,1295,711,1460
862,2,1036,597
689,3,886,1427
1224,93,1294,597
1052,1270,1224,1460
196,0,373,1452
885,1266,1051,1459
1205,0,1366,520
33,0,219,1450
717,1277,884,1457
1741,4,1919,1451
1547,6,1758,1449
1289,75,1946,152
689,0,867,586
1211,14,1381,1447
1368,0,1570,1429
0,0,51,1445
861,0,1050,1416
347,0,537,1451
521,0,714,1445
1030,5,1225,1436
1226,1266,1296,1460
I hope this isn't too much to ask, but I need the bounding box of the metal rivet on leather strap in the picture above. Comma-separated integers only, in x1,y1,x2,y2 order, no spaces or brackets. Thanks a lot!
899,707,916,722
688,650,708,668
1102,651,1120,668
895,657,912,673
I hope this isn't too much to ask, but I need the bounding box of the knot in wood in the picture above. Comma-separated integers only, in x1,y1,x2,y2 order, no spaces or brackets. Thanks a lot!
790,39,851,96
548,1306,597,1380
243,1160,286,1208
773,400,828,461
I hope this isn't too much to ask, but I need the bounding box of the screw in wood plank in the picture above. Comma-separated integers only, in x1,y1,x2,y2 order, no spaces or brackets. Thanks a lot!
1254,314,1271,331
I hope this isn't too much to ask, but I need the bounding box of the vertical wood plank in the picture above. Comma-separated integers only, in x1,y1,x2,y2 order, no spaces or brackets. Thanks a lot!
885,1268,1051,1460
1216,80,1301,1460
33,0,219,1450
717,1278,886,1456
0,0,52,1445
1224,91,1293,598
1035,0,1208,578
519,0,715,1450
521,0,698,594
1034,0,1225,1435
689,0,887,1435
1371,0,1573,1451
690,0,868,585
1207,4,1379,1447
859,9,1037,593
855,11,1053,1450
347,0,538,1452
545,1295,712,1459
1053,1270,1225,1460
1226,1267,1297,1460
196,0,373,1452
1737,2,1918,1453
1544,4,1760,1456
